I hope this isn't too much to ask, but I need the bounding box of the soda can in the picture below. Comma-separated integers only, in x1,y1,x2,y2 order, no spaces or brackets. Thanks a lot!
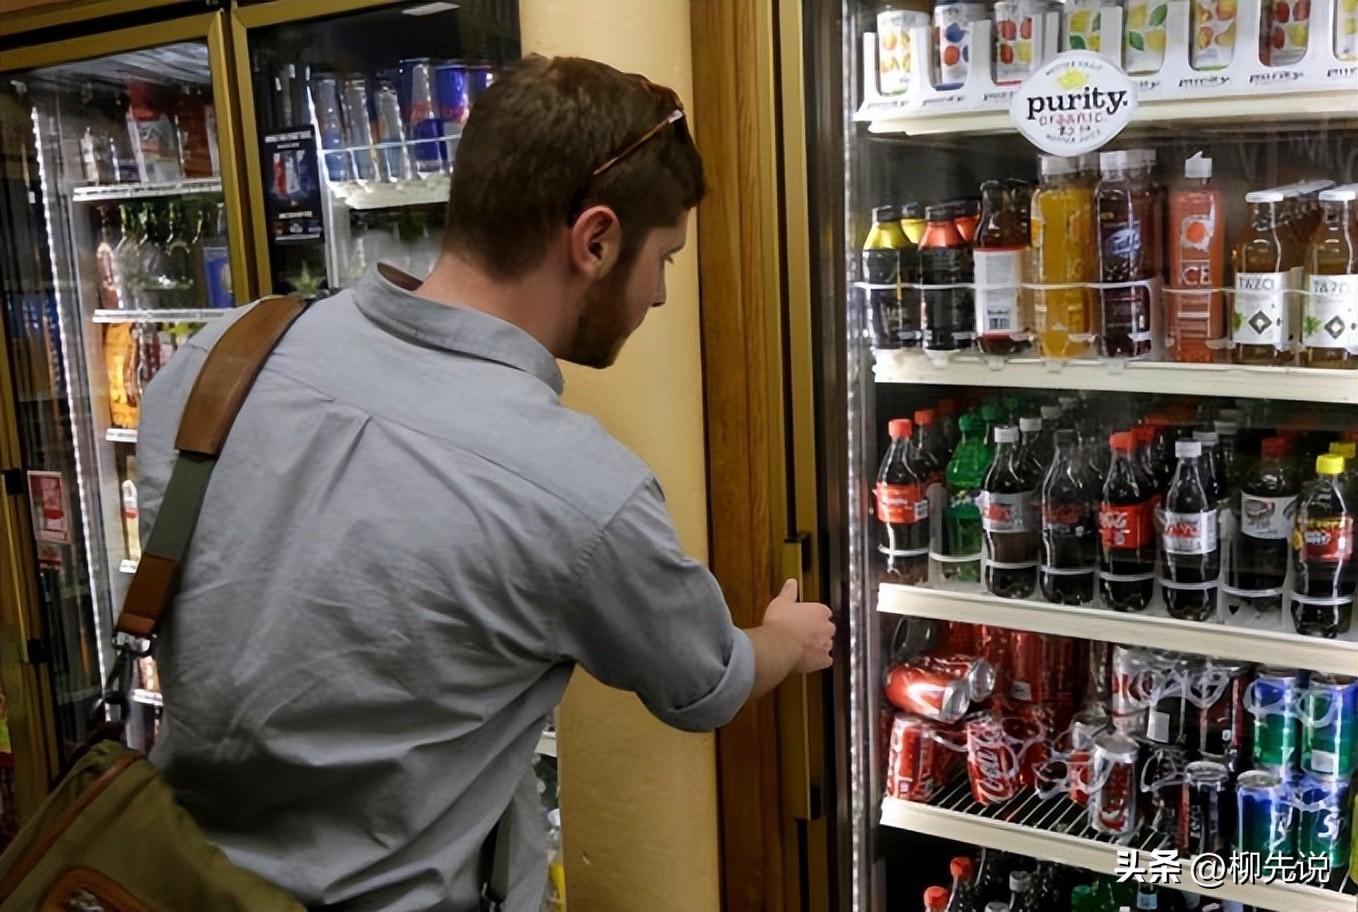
939,621,977,655
1141,744,1188,838
1177,760,1231,857
467,64,494,100
920,653,997,702
311,75,351,182
1067,707,1109,805
1248,667,1304,772
1301,673,1358,778
976,625,1010,694
885,662,971,723
1111,645,1152,735
886,713,951,802
933,1,988,90
1008,630,1050,704
1144,655,1188,746
1235,768,1294,856
373,81,412,183
1088,731,1140,838
877,8,931,96
965,713,1022,806
1011,703,1052,787
1186,658,1254,773
403,58,446,173
1293,773,1351,872
435,63,470,129
339,76,377,181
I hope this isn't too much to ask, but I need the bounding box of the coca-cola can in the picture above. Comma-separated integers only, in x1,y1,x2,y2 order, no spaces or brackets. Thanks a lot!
1009,631,1050,704
1011,704,1052,787
885,663,971,723
1068,706,1111,805
940,621,977,655
1088,731,1140,837
886,713,948,801
921,653,997,702
1111,645,1152,734
1187,658,1253,772
965,713,1022,806
977,625,1010,694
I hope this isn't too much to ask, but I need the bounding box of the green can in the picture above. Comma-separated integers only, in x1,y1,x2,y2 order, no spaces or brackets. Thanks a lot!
1301,673,1358,778
1236,769,1293,857
1294,773,1351,873
1249,667,1303,771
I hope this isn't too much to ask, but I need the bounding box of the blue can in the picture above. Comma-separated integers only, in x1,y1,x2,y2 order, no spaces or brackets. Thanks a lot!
1235,769,1294,856
1293,773,1351,872
468,64,494,100
435,63,470,129
1248,667,1305,772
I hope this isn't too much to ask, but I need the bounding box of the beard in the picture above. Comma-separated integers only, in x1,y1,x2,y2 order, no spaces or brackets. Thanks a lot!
561,260,636,369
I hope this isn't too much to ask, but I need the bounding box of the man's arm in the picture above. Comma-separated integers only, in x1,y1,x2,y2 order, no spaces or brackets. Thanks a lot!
745,579,835,702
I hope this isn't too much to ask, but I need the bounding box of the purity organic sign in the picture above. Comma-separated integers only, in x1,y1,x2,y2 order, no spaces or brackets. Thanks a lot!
1010,52,1139,155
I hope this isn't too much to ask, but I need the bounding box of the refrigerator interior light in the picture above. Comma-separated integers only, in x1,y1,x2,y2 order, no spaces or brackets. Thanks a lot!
402,2,459,15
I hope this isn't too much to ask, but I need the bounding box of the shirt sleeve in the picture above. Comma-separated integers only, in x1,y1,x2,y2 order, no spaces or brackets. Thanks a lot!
557,478,755,732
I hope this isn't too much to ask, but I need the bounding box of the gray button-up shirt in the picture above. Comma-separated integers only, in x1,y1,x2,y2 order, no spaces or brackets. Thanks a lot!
138,265,755,911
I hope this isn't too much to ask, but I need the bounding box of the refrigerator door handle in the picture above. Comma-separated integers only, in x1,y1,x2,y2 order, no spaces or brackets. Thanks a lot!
779,534,825,823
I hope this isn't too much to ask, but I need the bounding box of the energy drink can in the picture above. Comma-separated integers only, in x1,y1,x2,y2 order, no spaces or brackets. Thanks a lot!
1301,673,1358,778
1293,773,1351,871
1248,666,1304,772
1235,769,1294,856
435,63,471,129
467,64,494,100
403,59,446,173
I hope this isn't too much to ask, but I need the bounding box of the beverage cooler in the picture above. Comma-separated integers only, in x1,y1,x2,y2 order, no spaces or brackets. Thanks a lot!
231,0,519,298
794,0,1358,909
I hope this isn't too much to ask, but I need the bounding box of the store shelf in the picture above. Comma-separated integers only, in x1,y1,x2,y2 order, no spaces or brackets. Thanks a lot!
873,349,1358,405
105,427,138,444
71,178,223,204
94,308,231,324
119,559,138,575
328,172,450,210
130,688,163,708
879,584,1358,676
882,789,1357,912
536,730,557,759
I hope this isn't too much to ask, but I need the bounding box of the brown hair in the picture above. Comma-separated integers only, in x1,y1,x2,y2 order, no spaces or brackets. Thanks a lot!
444,55,705,278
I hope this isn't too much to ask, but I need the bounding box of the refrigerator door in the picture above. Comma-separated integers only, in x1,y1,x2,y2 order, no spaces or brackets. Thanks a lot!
233,0,520,298
0,11,251,805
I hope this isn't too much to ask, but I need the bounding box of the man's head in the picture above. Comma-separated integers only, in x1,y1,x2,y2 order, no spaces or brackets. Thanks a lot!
443,56,704,368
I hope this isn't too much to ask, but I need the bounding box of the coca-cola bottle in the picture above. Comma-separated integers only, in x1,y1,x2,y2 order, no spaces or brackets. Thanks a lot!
911,408,949,487
1017,416,1046,483
982,427,1039,598
1292,454,1355,637
1006,871,1040,912
1041,429,1099,605
945,857,978,912
876,419,930,583
972,849,1008,905
924,886,950,912
938,398,961,455
1161,439,1220,621
1100,432,1156,611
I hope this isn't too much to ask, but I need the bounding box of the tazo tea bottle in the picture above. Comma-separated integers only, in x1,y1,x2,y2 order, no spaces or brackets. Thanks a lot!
1168,153,1225,362
1191,0,1239,68
1302,186,1358,369
1233,190,1303,366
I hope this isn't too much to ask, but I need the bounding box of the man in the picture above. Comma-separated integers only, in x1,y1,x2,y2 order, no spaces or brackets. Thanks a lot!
137,55,833,911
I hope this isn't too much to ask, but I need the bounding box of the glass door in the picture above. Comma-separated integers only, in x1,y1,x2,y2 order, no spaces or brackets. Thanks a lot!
233,0,520,298
0,11,252,788
802,0,1358,910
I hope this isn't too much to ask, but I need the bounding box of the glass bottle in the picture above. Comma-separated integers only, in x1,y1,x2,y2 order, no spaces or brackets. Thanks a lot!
1030,154,1094,359
1233,190,1304,366
1302,186,1358,368
975,179,1030,355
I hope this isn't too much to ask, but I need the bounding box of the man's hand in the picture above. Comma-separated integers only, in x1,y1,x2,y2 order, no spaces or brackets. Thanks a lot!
746,579,835,702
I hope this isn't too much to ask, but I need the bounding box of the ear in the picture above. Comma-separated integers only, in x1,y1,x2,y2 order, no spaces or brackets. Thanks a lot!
569,205,622,280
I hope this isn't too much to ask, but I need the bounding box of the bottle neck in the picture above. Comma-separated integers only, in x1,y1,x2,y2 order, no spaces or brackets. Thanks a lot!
1251,202,1281,230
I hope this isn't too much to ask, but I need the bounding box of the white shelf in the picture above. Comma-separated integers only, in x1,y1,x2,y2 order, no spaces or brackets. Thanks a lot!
328,172,450,210
105,427,138,444
130,688,162,708
873,349,1358,404
71,178,223,203
879,584,1358,676
94,308,231,324
119,559,138,575
536,730,558,759
882,796,1356,912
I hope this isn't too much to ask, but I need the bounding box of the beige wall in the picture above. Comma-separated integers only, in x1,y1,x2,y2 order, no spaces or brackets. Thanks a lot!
517,3,721,912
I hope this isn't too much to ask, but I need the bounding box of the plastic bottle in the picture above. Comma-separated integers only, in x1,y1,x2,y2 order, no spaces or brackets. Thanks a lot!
938,397,961,455
877,418,931,583
924,886,951,912
1168,153,1225,363
945,857,978,912
1162,439,1220,621
955,198,982,243
975,180,1031,355
944,413,992,582
912,408,949,487
901,201,927,245
1095,150,1154,358
921,204,976,351
1041,429,1099,605
972,848,1009,905
1018,416,1047,484
1291,453,1355,637
1233,190,1303,365
864,205,918,349
982,427,1040,598
543,808,566,911
1006,871,1039,912
1100,431,1156,611
1036,405,1061,462
1302,186,1358,369
1330,441,1358,502
1030,154,1094,359
1192,429,1226,505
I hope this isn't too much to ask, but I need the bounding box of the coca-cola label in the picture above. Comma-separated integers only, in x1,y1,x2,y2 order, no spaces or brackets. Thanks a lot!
1099,501,1152,549
876,483,928,524
1241,493,1297,540
1233,272,1294,346
1044,502,1095,535
974,248,1023,335
982,491,1035,533
1162,509,1218,554
1303,274,1358,350
1295,516,1355,562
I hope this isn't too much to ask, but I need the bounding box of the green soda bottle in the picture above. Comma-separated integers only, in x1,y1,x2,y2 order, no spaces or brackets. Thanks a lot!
944,412,993,582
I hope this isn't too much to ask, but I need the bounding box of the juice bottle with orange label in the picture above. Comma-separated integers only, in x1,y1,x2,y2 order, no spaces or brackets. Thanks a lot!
1030,154,1094,359
1168,153,1225,363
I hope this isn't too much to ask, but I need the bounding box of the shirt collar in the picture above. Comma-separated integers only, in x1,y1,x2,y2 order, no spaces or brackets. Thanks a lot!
353,263,565,396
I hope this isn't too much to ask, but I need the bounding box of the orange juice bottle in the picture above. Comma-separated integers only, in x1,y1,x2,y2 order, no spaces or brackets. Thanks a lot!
1030,154,1094,359
1167,153,1225,363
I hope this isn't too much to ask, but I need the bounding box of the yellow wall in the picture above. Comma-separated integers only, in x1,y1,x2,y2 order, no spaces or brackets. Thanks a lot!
517,3,721,912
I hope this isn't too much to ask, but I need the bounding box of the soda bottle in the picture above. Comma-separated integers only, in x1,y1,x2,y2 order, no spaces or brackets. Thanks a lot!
173,84,213,178
945,857,978,912
1036,405,1061,463
1292,454,1355,637
1133,426,1164,501
1168,153,1225,363
1030,154,1094,359
1214,418,1240,489
1100,432,1156,611
1191,430,1226,505
1233,190,1304,365
944,413,991,582
1041,429,1099,605
972,849,1008,904
924,886,950,912
1162,439,1220,621
1331,441,1358,502
982,427,1039,598
975,180,1030,356
1095,150,1154,358
1017,416,1046,482
939,398,961,455
981,402,1003,448
921,203,976,352
912,408,949,487
863,205,918,349
1006,871,1039,912
1302,186,1358,368
876,419,931,583
1229,436,1297,616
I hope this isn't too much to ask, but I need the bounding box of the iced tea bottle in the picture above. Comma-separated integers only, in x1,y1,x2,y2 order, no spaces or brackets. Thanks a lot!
975,180,1031,356
1095,151,1154,358
1030,155,1094,359
1302,186,1358,369
900,201,927,245
1233,190,1304,365
1168,153,1225,363
921,203,976,351
863,204,919,349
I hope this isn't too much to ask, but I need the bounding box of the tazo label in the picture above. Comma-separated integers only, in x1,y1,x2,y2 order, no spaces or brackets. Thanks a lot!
1233,272,1293,346
1009,52,1139,155
1303,274,1358,350
1162,509,1219,554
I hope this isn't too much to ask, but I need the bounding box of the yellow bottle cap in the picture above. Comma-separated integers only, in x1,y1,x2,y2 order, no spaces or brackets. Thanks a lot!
1330,442,1357,460
1316,454,1345,476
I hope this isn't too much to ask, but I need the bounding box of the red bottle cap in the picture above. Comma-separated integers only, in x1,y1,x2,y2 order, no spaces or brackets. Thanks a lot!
1261,436,1289,459
1133,426,1154,445
1109,431,1135,451
888,419,913,440
950,856,974,881
923,886,950,909
915,408,937,426
938,398,957,415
